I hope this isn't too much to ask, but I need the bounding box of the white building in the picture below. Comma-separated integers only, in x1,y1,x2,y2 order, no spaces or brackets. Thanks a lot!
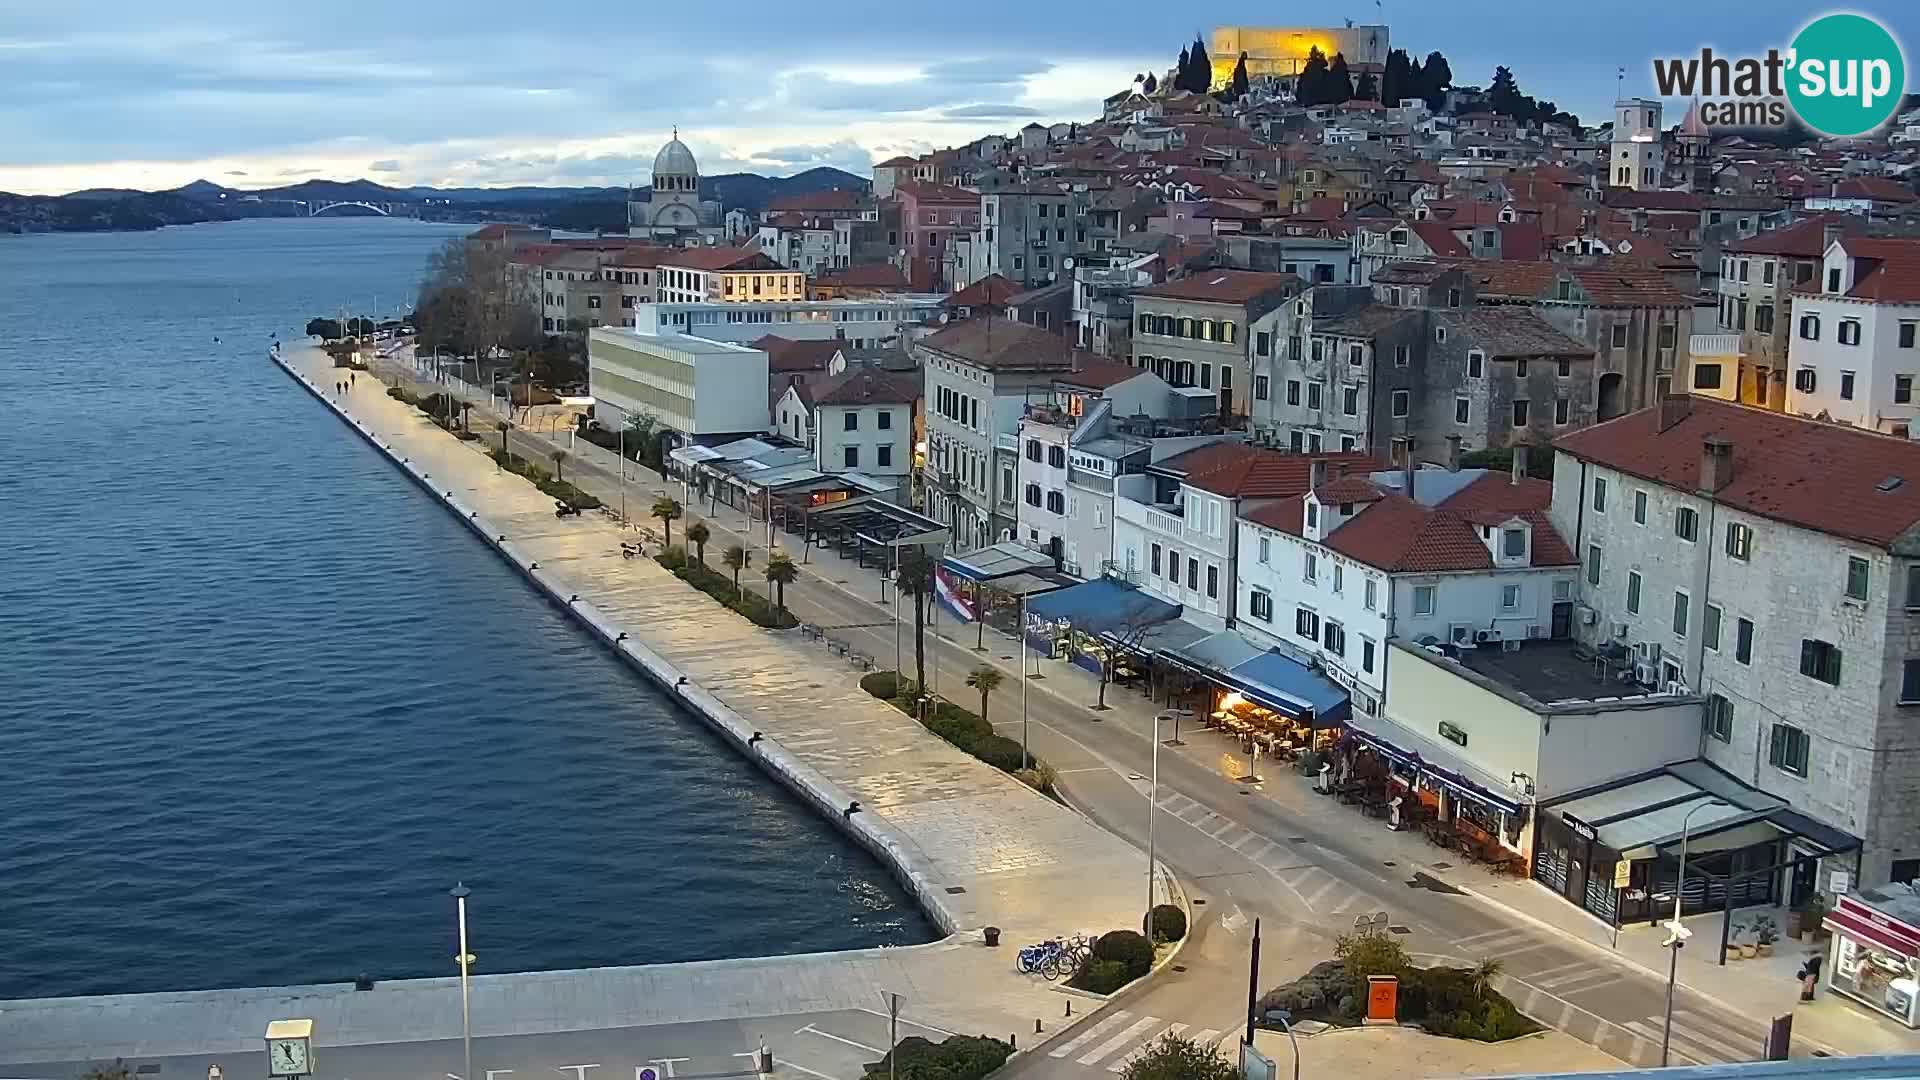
629,298,944,347
806,368,919,477
1235,459,1580,718
587,327,770,439
1609,98,1665,192
1551,395,1920,888
1786,236,1920,434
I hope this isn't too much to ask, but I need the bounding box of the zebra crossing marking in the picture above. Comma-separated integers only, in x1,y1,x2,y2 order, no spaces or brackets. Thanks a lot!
1048,1011,1135,1059
1620,1014,1759,1065
1078,1016,1165,1066
1106,1023,1188,1072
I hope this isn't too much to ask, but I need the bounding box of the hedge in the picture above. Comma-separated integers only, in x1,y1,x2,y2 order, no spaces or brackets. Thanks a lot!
655,546,796,630
1148,903,1187,944
863,1036,1011,1080
860,670,1053,792
484,448,603,510
1067,928,1156,995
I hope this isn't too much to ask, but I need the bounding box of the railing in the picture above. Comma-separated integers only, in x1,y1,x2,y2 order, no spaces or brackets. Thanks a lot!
995,431,1018,452
1689,333,1742,356
1114,495,1185,536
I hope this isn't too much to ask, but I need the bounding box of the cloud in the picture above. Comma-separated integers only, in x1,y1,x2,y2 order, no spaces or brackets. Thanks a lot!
942,104,1044,119
224,169,247,176
367,159,402,172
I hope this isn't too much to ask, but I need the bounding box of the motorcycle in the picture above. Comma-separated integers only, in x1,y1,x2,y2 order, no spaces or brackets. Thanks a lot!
620,542,643,560
554,502,582,518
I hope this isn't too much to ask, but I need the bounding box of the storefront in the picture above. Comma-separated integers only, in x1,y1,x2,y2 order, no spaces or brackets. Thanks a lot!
1824,889,1920,1028
1168,635,1350,767
1021,577,1181,670
1337,711,1529,864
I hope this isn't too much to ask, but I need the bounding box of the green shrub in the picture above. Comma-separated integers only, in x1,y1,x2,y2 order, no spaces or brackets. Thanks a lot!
1118,1034,1240,1080
1095,929,1154,978
1014,764,1055,794
972,733,1027,772
861,671,900,699
864,1035,1011,1080
1335,929,1410,983
1148,904,1187,944
1067,959,1135,995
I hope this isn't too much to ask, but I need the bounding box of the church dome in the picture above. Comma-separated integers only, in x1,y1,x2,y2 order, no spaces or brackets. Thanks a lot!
653,135,698,180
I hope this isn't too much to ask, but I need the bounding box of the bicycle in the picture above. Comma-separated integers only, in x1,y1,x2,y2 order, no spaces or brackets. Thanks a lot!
1017,939,1073,979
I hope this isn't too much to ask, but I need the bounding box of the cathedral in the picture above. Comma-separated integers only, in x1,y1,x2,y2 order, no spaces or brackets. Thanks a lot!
628,131,723,239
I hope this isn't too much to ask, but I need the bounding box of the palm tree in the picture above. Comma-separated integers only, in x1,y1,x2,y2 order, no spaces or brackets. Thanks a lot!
895,546,936,695
651,496,683,547
966,666,1004,726
550,449,568,483
686,521,711,565
722,544,749,596
764,552,798,615
1470,957,1505,1000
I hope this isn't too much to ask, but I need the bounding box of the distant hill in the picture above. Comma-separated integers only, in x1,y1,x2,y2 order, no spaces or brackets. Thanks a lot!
3,165,871,235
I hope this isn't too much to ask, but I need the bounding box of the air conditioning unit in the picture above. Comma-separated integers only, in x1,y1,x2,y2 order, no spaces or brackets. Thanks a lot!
1527,624,1548,639
1577,605,1598,626
1663,679,1689,695
1503,638,1524,653
1632,661,1658,685
1475,628,1503,644
1450,625,1473,645
1612,621,1630,640
1636,641,1664,663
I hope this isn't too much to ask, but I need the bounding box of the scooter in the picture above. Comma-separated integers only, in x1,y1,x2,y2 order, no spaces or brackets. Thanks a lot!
555,502,582,518
620,542,643,560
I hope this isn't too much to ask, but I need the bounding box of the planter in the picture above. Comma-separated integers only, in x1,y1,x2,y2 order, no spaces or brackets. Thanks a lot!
1724,947,1742,962
1757,943,1775,957
1740,944,1759,960
1785,910,1803,940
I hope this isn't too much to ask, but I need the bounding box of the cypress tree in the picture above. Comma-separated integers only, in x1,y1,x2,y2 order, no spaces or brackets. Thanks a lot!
1327,52,1355,103
1188,35,1213,92
1231,53,1250,100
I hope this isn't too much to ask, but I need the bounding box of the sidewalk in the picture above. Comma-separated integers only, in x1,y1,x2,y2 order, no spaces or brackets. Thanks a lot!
446,367,1920,1059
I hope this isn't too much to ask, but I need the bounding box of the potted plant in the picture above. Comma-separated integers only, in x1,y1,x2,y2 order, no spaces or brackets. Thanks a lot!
1801,893,1828,942
1754,916,1780,957
1785,907,1803,941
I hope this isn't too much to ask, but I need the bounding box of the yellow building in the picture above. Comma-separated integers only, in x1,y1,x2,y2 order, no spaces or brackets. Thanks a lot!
1210,25,1391,87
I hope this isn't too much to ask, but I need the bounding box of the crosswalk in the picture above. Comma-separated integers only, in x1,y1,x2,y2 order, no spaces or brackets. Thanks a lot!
1153,792,1376,917
1046,1010,1227,1074
1621,1007,1768,1065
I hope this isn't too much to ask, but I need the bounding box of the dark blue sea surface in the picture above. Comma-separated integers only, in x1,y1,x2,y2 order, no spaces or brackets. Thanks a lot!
0,218,930,1000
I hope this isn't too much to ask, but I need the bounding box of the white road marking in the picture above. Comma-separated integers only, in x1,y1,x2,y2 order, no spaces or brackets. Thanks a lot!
852,1007,956,1036
1107,1024,1188,1072
1189,1029,1226,1050
775,1060,844,1080
1078,1016,1164,1065
1048,1011,1135,1058
796,1025,884,1054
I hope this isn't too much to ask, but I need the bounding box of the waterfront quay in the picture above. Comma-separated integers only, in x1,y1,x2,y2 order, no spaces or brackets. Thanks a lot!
0,342,1149,1079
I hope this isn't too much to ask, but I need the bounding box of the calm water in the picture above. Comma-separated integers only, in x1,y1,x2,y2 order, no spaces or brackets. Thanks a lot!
0,218,929,1000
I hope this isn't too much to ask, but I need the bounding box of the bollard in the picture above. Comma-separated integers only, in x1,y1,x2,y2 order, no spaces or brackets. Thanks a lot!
1034,1019,1042,1034
756,1039,772,1075
1009,1034,1016,1051
1065,1001,1072,1017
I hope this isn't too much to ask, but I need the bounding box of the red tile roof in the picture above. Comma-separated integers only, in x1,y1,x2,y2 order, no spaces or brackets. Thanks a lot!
1136,269,1301,305
1605,189,1704,212
1295,472,1575,573
875,156,919,168
812,367,919,407
1553,397,1920,549
1835,237,1920,303
917,316,1084,370
812,263,910,290
1410,221,1470,257
894,181,980,206
750,335,842,373
665,247,785,272
1729,214,1859,257
1159,445,1380,499
1829,177,1917,203
769,189,866,213
945,273,1021,308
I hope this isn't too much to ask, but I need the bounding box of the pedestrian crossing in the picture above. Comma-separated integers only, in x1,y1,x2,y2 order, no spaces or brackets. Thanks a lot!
1621,1008,1767,1065
1153,791,1375,917
1046,1010,1226,1074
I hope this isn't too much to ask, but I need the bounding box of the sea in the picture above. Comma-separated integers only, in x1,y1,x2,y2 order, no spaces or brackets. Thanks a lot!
0,217,930,1000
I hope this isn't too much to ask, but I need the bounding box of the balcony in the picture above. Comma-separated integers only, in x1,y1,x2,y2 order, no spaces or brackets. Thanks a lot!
995,431,1019,452
1690,333,1742,357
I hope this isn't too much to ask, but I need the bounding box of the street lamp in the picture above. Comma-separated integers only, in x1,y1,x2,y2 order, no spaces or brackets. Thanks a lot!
1661,798,1728,1066
1019,591,1031,770
1260,1009,1301,1080
450,882,475,1080
1145,710,1164,934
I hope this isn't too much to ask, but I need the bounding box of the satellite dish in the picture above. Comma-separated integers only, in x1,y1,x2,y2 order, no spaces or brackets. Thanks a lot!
1063,257,1076,270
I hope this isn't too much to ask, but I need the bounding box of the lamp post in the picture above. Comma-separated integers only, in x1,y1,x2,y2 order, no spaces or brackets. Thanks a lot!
1019,592,1030,770
1661,798,1728,1066
1261,1008,1300,1080
1145,710,1163,934
450,882,475,1080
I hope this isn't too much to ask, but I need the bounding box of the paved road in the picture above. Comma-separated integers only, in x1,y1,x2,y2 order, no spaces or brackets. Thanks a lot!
375,366,1811,1075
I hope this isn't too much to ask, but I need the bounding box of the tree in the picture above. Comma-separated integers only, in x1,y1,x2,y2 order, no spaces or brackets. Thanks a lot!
549,449,567,482
1382,48,1413,107
1230,53,1250,100
83,1062,135,1080
1142,72,1157,94
1296,48,1330,105
722,544,749,597
651,495,683,547
1177,46,1190,89
686,520,711,565
966,666,1004,726
1096,604,1162,709
414,237,537,361
1421,50,1454,110
494,419,511,456
1356,71,1378,101
1119,1034,1238,1080
1471,957,1505,1000
1326,52,1355,104
306,317,342,340
764,552,799,616
1488,65,1523,117
1186,35,1212,93
894,545,937,695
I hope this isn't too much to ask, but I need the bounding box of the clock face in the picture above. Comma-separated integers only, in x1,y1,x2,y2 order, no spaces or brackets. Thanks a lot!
270,1038,310,1075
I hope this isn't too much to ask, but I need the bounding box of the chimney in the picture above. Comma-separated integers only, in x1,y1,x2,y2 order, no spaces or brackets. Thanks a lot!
1701,437,1735,493
1511,444,1528,485
1822,223,1845,256
1310,458,1329,491
1445,434,1462,472
1657,393,1693,432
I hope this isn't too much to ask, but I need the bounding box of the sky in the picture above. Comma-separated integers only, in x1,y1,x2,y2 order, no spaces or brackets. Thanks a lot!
0,1,1913,195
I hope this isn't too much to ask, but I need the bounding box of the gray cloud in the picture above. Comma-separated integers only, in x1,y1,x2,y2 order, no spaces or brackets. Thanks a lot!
942,104,1044,119
368,159,402,172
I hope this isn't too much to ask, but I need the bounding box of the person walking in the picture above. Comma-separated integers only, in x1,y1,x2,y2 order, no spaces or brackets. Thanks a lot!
350,372,357,390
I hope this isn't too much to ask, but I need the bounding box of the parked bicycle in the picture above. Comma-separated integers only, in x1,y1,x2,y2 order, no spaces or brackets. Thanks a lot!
1016,934,1095,980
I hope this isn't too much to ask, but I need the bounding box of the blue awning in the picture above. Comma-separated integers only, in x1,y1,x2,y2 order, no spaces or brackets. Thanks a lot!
1024,578,1180,636
1164,630,1265,675
1105,616,1212,655
1218,651,1351,726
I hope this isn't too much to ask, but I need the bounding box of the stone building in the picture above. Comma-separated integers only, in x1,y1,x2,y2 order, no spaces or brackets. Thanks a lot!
628,133,723,239
1130,270,1303,418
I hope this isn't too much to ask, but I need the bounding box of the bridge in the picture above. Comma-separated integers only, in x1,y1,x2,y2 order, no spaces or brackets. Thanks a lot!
309,200,396,217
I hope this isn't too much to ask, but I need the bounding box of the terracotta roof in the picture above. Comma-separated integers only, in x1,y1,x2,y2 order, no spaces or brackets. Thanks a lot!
1158,445,1380,500
1371,260,1457,286
665,247,784,272
1318,490,1576,573
1452,259,1695,308
1553,397,1920,549
1604,189,1703,212
1436,307,1593,358
1312,475,1390,504
769,189,866,213
750,335,842,373
812,367,920,407
1192,199,1264,221
1728,213,1859,257
945,273,1021,308
1136,270,1301,305
770,370,831,412
1315,305,1420,339
1055,359,1143,391
1829,177,1917,203
1411,221,1470,257
1834,237,1920,303
875,156,919,168
917,316,1083,370
894,181,980,206
813,263,910,289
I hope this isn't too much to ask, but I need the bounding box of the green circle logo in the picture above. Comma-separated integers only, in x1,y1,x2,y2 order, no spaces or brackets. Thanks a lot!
1788,13,1906,137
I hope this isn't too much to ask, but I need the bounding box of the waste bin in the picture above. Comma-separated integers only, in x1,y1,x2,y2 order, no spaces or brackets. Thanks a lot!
984,926,1001,947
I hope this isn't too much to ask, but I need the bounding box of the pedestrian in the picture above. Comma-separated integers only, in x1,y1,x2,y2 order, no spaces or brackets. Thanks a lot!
350,372,356,389
1798,951,1824,1001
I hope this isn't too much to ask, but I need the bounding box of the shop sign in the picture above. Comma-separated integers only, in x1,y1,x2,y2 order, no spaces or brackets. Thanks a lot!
1832,869,1852,895
1563,813,1597,842
1614,861,1632,889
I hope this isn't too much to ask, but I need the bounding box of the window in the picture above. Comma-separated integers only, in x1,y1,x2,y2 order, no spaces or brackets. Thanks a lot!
1587,544,1602,586
1048,445,1066,468
1323,621,1346,656
1694,364,1723,391
1901,322,1918,348
1256,536,1272,564
1899,376,1914,405
1626,571,1642,614
1290,431,1304,451
1501,583,1521,610
1800,639,1842,685
1255,375,1270,401
1295,607,1320,639
1413,584,1436,616
1903,659,1920,704
1633,490,1648,525
1364,578,1377,610
1306,501,1319,529
1348,343,1364,366
1151,543,1161,575
1363,638,1377,674
1391,389,1410,417
1311,339,1324,363
1307,384,1323,410
1256,331,1273,357
1658,324,1677,350
1705,695,1733,743
1467,350,1484,378
1723,522,1753,560
1046,490,1064,514
1502,528,1525,557
1250,589,1274,622
1736,617,1755,664
1554,397,1570,425
1025,438,1042,462
844,411,860,431
1167,550,1180,580
877,445,893,468
1839,320,1862,346
1593,477,1608,513
1342,386,1359,416
1517,358,1530,377
1286,380,1301,406
1455,396,1470,424
1672,590,1690,635
1448,287,1461,308
1768,724,1811,777
1024,483,1041,507
1846,556,1870,601
1800,313,1820,340
877,411,892,430
1304,551,1318,582
1611,324,1628,349
843,446,859,468
1512,399,1529,427
1437,326,1447,344
1395,344,1409,367
1794,367,1817,394
1206,565,1219,599
1675,506,1699,542
1187,559,1198,591
1909,565,1920,609
1841,371,1856,400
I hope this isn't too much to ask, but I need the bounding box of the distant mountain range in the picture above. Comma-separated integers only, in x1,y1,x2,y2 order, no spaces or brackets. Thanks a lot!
0,167,870,234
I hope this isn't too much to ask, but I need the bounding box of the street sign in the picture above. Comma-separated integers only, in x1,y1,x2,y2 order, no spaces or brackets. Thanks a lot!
1614,861,1632,889
1830,869,1852,895
637,1068,662,1080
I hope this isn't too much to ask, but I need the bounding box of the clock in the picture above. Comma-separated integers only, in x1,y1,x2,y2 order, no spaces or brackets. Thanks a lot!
265,1018,315,1077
